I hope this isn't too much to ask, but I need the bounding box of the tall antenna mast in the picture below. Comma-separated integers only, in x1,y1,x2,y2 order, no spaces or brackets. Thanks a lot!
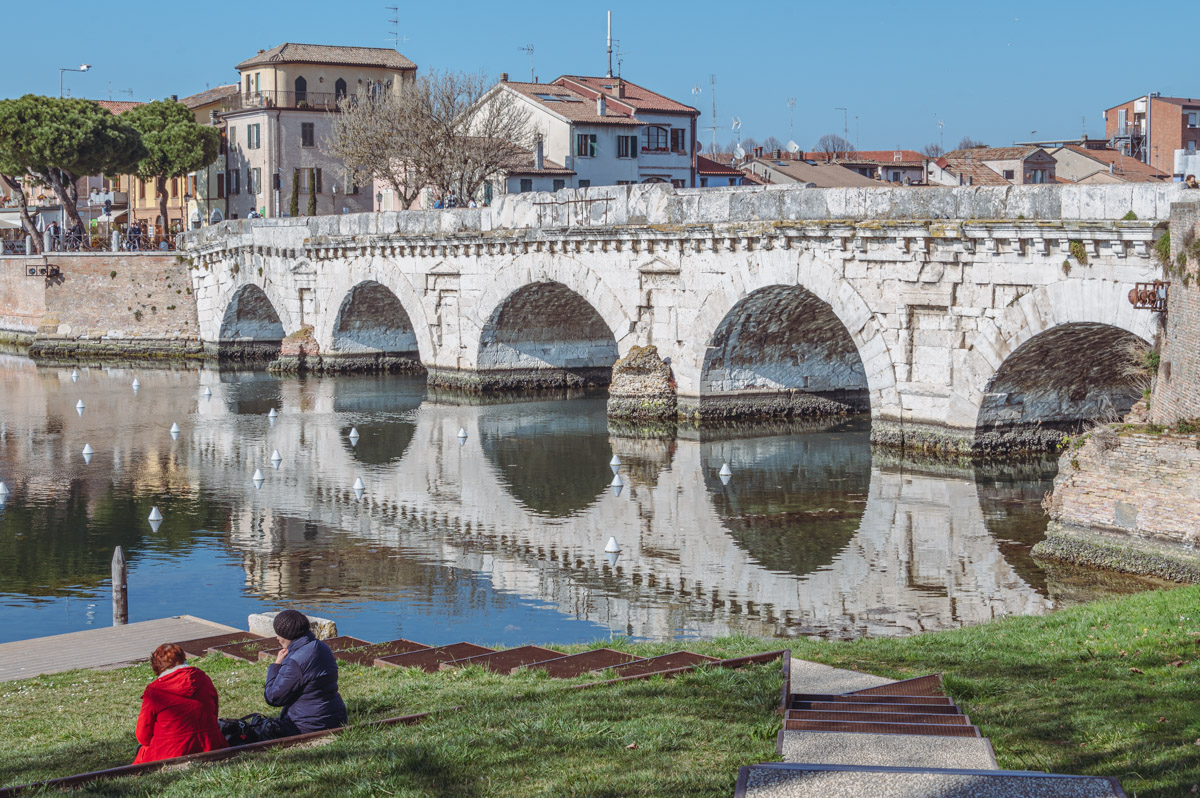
385,5,400,48
710,75,718,156
519,44,535,82
606,10,613,78
787,97,796,142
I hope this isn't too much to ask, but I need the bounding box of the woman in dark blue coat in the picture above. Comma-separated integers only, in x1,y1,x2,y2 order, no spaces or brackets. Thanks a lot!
263,610,348,737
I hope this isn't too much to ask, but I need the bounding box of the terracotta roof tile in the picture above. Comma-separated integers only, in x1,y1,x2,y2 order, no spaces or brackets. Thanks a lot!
502,147,575,176
943,146,1044,161
800,149,926,166
745,158,879,188
179,84,238,109
556,76,697,115
697,155,743,176
237,43,415,70
938,157,1011,185
1057,144,1169,181
93,100,142,115
503,81,642,126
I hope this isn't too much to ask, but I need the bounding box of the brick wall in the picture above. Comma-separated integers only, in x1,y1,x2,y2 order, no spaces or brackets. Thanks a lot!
0,254,200,353
1151,201,1200,423
1045,431,1200,543
0,260,46,337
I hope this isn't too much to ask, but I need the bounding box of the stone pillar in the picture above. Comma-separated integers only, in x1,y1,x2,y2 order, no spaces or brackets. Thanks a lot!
269,326,322,373
1151,200,1200,424
607,345,677,420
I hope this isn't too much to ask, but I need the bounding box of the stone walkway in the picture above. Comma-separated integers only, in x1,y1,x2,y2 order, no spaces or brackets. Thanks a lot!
0,616,238,682
735,657,1126,797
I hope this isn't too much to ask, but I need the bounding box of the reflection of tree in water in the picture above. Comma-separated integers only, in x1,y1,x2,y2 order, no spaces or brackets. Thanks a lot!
221,375,283,416
0,480,227,598
480,399,611,518
706,430,872,577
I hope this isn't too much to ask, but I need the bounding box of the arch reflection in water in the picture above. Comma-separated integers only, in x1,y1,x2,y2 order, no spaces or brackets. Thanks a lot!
0,356,1127,645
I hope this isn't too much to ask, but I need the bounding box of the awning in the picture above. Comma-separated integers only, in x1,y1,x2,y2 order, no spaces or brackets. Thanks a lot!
95,210,128,223
0,217,23,229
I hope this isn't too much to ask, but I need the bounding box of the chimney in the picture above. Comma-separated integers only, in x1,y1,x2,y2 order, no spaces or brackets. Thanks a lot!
616,79,625,99
535,134,544,171
755,146,763,158
597,95,606,117
170,94,178,102
774,149,782,159
500,72,509,82
1109,161,1115,174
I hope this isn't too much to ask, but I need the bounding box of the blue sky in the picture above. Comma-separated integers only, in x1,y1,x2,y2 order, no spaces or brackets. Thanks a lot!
5,0,1194,152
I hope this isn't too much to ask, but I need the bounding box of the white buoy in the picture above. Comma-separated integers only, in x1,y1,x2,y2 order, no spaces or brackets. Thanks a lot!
348,427,360,446
271,449,282,462
76,399,85,416
610,473,624,497
82,443,94,456
71,369,79,382
719,463,733,478
148,507,163,522
609,454,621,467
169,422,180,435
457,427,468,439
268,408,278,419
253,468,265,489
353,477,365,500
202,386,212,398
131,379,140,391
720,473,732,486
604,536,622,553
604,551,620,568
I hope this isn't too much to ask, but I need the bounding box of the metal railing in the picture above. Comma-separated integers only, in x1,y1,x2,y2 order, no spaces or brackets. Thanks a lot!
222,90,343,112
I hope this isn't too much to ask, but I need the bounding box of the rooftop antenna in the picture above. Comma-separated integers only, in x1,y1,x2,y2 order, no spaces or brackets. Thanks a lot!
787,97,796,143
519,44,535,82
606,10,613,78
937,117,944,153
732,116,743,160
385,6,406,48
835,107,848,143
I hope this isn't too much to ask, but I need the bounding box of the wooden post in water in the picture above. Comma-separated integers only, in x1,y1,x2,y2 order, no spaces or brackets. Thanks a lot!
112,546,128,626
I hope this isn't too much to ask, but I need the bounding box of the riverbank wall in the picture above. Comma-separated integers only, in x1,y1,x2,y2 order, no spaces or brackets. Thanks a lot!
0,255,201,360
1037,428,1200,582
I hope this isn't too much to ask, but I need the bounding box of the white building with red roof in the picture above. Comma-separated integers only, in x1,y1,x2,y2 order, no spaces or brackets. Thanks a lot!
478,73,699,195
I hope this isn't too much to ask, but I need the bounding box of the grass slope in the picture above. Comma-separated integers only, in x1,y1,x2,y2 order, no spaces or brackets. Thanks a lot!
1,586,1198,797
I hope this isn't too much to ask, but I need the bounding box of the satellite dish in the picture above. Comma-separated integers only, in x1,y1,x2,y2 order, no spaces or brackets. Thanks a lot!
787,140,800,154
734,145,746,160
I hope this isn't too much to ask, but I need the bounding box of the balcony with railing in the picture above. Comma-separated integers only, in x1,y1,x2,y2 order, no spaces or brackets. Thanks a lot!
222,91,344,113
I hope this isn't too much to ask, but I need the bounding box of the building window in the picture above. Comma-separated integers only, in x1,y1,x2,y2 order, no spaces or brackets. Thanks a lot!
229,126,236,149
519,178,533,193
249,167,261,194
301,122,315,147
670,128,685,152
578,179,590,188
295,76,307,105
217,173,226,199
890,171,901,182
1003,169,1015,179
228,169,240,194
483,182,493,204
248,124,261,149
617,135,637,158
617,180,634,186
643,126,668,151
138,180,146,200
1029,169,1047,184
343,169,359,194
1189,140,1197,153
575,133,597,157
335,78,348,101
254,72,261,93
1189,112,1199,128
700,177,709,187
552,178,565,191
671,179,685,188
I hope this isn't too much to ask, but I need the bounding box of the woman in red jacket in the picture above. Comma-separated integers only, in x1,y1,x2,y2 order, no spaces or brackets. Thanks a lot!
132,644,228,764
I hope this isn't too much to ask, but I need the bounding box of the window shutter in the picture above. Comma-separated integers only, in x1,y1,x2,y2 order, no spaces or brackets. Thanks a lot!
315,168,322,193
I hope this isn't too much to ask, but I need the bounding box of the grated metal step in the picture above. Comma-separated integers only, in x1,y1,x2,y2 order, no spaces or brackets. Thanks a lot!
787,709,971,726
441,645,565,674
334,639,430,667
784,719,981,737
374,642,494,672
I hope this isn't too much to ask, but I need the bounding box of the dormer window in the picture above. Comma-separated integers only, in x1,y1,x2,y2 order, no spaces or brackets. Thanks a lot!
643,126,668,152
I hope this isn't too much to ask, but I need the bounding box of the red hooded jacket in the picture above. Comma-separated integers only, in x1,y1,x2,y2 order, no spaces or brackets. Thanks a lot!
132,665,228,764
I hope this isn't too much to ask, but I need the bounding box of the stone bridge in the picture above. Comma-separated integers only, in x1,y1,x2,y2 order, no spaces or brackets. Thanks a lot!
181,182,1183,452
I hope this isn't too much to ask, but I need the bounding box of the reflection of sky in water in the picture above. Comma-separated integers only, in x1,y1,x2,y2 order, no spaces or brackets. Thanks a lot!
0,356,1153,646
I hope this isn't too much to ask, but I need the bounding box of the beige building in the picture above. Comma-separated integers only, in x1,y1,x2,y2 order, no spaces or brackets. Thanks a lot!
935,146,1058,185
221,43,416,219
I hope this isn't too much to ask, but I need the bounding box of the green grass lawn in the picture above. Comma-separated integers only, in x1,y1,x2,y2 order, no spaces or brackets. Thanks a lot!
2,585,1199,797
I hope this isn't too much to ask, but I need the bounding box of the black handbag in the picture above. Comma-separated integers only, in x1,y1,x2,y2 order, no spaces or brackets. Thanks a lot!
219,713,283,746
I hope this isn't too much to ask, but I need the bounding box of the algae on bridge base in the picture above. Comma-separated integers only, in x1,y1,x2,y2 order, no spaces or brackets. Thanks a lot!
606,345,677,420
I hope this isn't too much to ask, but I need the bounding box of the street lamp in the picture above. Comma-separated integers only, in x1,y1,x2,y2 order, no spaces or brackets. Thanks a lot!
59,64,92,98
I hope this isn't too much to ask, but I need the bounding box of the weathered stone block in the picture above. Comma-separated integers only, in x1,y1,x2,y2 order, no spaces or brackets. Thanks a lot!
249,611,338,640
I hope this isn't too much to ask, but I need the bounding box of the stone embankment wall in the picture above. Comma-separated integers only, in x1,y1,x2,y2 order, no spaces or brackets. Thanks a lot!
0,260,46,343
0,254,201,360
1037,429,1200,582
1151,200,1200,423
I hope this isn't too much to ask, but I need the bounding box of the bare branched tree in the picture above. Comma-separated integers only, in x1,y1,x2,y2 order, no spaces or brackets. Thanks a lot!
815,133,854,159
325,69,529,209
922,142,945,158
956,136,987,150
760,135,784,153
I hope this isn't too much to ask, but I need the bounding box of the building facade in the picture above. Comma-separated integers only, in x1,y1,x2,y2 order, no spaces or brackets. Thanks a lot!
221,43,416,219
1104,94,1200,177
480,74,699,196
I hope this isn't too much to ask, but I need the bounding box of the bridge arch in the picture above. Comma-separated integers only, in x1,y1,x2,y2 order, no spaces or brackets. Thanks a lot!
468,256,633,390
326,280,423,372
953,279,1157,442
684,253,898,420
216,282,292,363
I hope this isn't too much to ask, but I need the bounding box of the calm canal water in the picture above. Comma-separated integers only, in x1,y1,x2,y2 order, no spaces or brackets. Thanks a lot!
0,353,1157,646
